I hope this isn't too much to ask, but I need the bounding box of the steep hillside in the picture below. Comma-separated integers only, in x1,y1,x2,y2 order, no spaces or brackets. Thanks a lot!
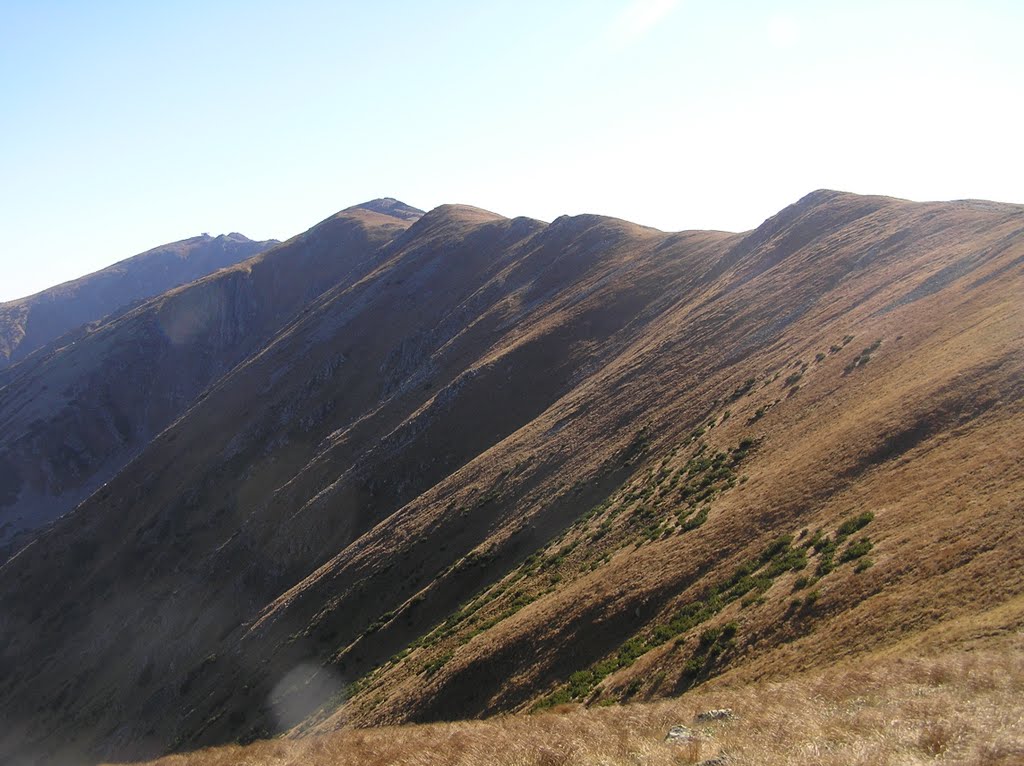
0,201,421,550
0,191,1020,766
0,233,276,370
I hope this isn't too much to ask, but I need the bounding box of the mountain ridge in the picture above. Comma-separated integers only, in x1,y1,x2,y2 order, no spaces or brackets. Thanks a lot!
0,233,278,370
0,190,1020,766
0,203,419,551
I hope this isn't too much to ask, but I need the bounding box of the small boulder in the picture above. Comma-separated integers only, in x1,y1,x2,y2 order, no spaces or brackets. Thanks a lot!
696,708,735,722
665,724,697,743
666,725,720,761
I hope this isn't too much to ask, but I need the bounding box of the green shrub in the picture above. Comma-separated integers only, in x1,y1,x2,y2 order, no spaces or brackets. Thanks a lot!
650,623,676,645
836,511,874,540
812,534,835,554
732,437,757,460
760,535,794,564
682,506,709,531
698,627,722,648
534,687,572,710
729,378,756,401
617,637,650,666
841,537,874,561
683,656,704,675
422,651,454,677
815,538,837,576
844,339,882,373
567,670,596,698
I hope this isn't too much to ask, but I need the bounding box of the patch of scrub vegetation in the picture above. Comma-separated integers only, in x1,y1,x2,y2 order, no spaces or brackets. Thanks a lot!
343,415,764,711
534,534,808,709
559,435,759,560
421,651,454,677
827,334,857,355
854,557,874,573
536,509,880,710
338,428,881,723
802,511,876,580
747,400,781,423
844,338,882,373
840,537,874,562
728,377,756,401
675,621,740,692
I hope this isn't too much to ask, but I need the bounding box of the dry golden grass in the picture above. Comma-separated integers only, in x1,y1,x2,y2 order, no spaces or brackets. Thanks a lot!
123,645,1024,766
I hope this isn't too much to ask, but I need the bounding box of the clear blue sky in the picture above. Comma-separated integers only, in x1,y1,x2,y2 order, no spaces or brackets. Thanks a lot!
2,0,1021,301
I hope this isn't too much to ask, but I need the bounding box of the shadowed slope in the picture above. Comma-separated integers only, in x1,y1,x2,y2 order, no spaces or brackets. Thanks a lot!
0,201,421,549
0,233,277,370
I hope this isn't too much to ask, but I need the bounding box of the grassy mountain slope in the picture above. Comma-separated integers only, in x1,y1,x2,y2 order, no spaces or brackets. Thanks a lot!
0,191,1020,766
0,202,420,550
298,192,1024,729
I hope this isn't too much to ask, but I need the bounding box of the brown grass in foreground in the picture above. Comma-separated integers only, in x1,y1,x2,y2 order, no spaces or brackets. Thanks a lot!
122,645,1024,766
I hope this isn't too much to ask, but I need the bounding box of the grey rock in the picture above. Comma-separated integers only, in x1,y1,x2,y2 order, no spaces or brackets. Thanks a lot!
696,707,735,722
666,723,715,743
665,724,697,742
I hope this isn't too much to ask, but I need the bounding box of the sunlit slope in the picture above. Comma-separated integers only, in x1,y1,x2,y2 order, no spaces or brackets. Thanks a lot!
109,638,1024,766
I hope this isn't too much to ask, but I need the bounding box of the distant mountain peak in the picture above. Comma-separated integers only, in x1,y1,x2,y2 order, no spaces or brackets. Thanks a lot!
414,203,507,230
0,234,276,369
346,198,425,221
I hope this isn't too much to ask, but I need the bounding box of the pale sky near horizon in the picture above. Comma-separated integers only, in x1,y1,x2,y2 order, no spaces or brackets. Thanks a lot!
1,0,1021,301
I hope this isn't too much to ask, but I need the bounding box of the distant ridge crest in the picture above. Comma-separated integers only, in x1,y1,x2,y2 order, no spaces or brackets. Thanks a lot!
347,198,425,221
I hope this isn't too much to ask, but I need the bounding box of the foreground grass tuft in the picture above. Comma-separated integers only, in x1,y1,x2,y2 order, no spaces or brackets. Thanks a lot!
121,646,1024,766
